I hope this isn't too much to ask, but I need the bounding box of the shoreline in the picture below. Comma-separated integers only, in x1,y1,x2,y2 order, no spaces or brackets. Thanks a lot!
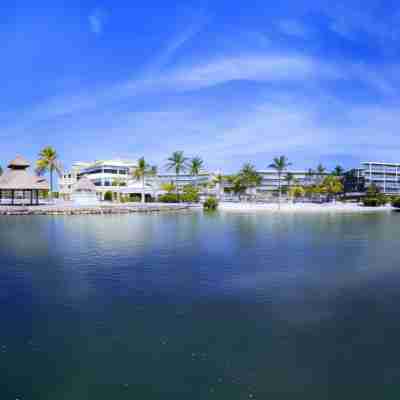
219,202,393,214
0,203,199,216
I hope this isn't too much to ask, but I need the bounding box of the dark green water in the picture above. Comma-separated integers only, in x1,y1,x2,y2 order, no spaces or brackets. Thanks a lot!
1,211,400,399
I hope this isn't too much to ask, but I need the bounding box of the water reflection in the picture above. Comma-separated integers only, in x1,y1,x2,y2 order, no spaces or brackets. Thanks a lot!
1,211,400,399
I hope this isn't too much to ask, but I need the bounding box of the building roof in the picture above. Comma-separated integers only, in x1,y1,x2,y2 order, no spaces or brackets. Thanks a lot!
361,161,400,167
8,155,31,169
72,176,98,192
0,156,49,190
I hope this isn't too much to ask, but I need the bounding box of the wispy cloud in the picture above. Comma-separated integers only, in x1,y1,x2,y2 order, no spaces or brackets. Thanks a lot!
160,54,342,91
88,8,107,35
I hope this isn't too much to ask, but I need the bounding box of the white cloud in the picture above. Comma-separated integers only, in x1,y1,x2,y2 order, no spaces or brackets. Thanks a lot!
161,54,342,91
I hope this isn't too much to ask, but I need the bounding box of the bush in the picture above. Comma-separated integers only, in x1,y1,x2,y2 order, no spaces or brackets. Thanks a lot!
104,191,113,202
203,197,218,211
158,193,179,203
181,185,199,203
362,195,387,207
128,194,141,202
392,197,400,208
362,198,380,207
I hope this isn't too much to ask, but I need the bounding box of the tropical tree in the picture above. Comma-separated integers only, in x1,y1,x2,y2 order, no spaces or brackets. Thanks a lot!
289,185,306,200
321,176,344,202
284,172,295,193
149,165,158,199
232,163,262,200
213,173,225,200
317,163,326,174
269,156,292,207
111,177,126,202
0,165,2,176
305,168,315,186
36,146,63,201
166,151,189,201
161,182,176,193
230,175,247,199
332,165,344,177
189,157,204,188
132,157,155,203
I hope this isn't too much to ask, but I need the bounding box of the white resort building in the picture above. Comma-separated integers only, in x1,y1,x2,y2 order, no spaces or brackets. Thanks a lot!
255,170,328,194
361,162,400,195
60,159,136,201
60,159,216,201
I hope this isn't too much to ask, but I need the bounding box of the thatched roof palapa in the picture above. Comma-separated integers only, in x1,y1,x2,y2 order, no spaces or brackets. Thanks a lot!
72,176,97,193
0,155,49,190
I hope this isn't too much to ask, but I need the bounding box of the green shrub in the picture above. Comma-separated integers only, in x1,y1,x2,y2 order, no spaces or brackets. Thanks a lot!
362,198,380,207
128,194,141,202
158,193,179,203
181,185,200,203
392,197,400,208
203,197,218,211
104,191,113,202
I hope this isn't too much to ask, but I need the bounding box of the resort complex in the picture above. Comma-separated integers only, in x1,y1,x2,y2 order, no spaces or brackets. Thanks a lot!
1,149,400,208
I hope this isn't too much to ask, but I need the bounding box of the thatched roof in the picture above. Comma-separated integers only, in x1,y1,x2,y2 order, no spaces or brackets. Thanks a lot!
8,155,30,169
73,176,97,192
0,156,49,190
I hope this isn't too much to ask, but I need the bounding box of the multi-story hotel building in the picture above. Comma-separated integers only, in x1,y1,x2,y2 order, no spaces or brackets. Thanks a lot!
59,159,136,200
157,172,212,190
60,160,215,200
255,170,327,194
361,162,400,194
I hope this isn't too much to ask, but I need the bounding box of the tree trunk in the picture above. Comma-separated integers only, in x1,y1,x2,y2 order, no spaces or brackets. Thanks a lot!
176,172,179,203
50,168,54,203
278,171,281,210
142,176,145,203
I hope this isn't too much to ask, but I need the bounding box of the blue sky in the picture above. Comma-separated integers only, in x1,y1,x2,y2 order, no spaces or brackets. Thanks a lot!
2,0,400,172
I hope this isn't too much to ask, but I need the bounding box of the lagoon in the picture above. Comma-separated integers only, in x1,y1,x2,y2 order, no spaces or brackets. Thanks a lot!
1,211,400,399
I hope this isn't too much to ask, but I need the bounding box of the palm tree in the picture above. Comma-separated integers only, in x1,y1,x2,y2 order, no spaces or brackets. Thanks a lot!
332,165,344,177
111,177,125,203
36,146,63,201
321,175,344,202
315,163,326,185
189,157,204,188
317,164,326,174
239,163,262,200
269,156,292,208
285,172,295,201
166,151,189,201
213,173,225,200
132,157,155,203
285,172,295,189
148,165,158,200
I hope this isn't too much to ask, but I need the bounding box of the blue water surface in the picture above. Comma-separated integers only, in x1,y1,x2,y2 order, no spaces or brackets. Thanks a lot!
1,211,400,399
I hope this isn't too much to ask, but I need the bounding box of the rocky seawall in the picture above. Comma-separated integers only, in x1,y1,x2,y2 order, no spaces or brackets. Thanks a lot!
0,204,197,216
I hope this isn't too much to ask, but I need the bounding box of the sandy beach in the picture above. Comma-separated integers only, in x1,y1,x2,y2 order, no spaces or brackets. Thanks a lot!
219,202,393,213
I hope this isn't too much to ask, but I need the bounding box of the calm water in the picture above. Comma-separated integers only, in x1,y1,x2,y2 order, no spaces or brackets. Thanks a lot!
1,211,400,399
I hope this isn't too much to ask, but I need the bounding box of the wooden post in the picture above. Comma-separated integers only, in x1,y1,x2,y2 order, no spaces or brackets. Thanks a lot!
11,190,14,205
30,190,33,205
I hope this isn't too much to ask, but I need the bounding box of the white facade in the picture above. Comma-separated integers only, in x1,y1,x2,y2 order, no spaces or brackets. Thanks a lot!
256,170,327,193
60,160,216,201
361,162,400,194
60,159,136,200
